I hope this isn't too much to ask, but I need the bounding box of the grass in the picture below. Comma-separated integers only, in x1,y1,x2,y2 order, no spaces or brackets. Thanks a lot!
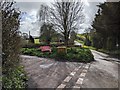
83,45,96,50
21,47,94,63
75,40,96,50
77,34,86,40
75,40,84,45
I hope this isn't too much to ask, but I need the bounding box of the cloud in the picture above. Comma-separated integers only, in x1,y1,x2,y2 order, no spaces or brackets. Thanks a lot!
78,1,102,33
15,2,42,12
83,0,90,6
15,2,42,36
19,10,40,36
16,1,104,35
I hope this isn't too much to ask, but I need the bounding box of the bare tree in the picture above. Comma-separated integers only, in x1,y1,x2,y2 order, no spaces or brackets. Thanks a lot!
38,4,50,24
38,4,58,44
50,0,84,45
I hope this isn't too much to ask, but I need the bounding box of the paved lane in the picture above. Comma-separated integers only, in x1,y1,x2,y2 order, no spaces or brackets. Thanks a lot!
82,50,119,88
21,49,119,89
21,55,85,88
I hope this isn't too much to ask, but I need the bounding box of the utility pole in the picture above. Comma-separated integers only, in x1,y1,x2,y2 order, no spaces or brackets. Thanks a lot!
29,31,30,39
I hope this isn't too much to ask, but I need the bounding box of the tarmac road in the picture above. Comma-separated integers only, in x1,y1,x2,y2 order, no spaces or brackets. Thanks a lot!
21,50,119,89
82,50,119,88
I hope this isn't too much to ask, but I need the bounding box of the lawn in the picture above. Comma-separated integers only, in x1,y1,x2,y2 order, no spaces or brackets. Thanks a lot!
83,45,96,50
76,40,84,45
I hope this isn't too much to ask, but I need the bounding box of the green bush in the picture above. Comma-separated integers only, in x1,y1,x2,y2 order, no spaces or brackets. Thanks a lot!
2,1,27,88
65,47,94,62
21,47,94,63
3,66,28,88
56,52,66,60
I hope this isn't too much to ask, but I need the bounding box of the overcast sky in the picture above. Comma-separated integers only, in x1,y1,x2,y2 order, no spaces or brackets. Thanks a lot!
15,0,105,36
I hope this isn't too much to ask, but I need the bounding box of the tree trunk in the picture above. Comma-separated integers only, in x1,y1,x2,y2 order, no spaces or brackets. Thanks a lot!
64,34,69,46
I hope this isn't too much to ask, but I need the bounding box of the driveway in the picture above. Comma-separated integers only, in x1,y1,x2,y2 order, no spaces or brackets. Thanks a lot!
21,50,119,89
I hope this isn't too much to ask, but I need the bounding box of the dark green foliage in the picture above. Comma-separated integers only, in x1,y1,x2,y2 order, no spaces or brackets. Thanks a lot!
56,51,66,60
21,48,51,58
40,23,58,44
92,2,120,51
21,47,94,63
91,33,103,49
84,29,92,46
1,1,27,88
66,47,94,62
84,38,91,46
1,1,21,73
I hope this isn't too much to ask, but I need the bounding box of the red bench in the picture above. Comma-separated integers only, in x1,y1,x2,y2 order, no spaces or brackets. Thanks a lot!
40,46,51,52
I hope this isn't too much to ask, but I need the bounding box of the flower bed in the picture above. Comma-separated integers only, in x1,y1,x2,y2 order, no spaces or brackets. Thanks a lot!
21,47,94,63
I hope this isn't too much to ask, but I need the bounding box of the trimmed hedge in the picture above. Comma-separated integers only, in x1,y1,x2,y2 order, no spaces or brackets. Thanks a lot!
21,47,94,63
